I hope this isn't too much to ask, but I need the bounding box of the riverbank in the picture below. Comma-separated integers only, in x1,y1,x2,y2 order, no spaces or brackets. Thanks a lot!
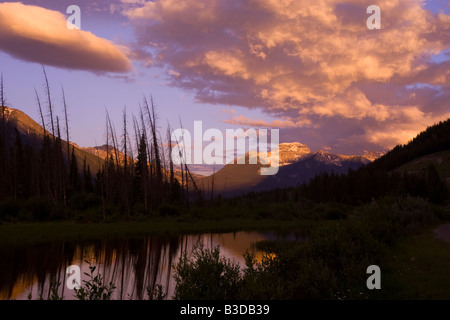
0,217,317,246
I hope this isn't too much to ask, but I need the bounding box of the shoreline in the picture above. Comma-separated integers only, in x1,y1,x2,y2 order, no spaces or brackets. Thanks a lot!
0,218,316,246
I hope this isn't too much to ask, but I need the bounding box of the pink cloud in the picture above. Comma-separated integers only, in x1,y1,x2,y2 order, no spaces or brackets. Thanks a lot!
223,115,311,128
123,0,450,151
0,2,132,73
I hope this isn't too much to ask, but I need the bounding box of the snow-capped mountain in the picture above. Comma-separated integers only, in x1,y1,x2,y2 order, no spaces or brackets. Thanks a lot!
233,142,311,167
198,143,382,196
249,150,370,192
362,151,386,162
275,142,311,166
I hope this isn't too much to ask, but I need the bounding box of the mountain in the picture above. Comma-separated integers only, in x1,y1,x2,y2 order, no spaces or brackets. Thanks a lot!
0,106,103,174
276,142,311,165
197,142,380,196
294,119,450,204
252,150,370,192
82,144,134,166
370,119,450,171
362,151,386,162
0,106,387,197
195,142,310,195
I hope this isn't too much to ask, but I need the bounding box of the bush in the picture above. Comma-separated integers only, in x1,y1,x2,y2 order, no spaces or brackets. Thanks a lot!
69,193,102,211
256,207,272,219
158,203,181,217
0,198,21,221
359,196,438,243
173,244,242,300
324,208,348,220
75,260,116,300
25,197,52,221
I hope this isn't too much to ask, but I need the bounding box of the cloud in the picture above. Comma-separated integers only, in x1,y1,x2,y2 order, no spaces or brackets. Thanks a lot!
223,115,311,128
123,0,450,152
0,2,132,73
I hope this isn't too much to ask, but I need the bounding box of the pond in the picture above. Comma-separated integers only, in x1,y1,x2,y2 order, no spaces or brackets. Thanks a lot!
0,230,304,300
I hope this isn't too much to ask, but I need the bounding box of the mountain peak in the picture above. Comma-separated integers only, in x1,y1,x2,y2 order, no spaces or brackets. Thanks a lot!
362,151,386,162
274,142,311,166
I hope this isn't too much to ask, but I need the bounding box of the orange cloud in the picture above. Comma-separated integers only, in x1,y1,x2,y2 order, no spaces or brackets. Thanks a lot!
123,0,450,151
0,2,132,73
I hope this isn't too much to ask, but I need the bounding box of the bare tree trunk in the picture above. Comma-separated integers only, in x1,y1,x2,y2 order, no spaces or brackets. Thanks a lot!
35,88,46,136
42,66,55,139
144,96,163,206
107,111,120,169
62,87,71,207
62,86,70,163
105,111,110,202
167,123,174,186
0,73,5,108
56,116,63,202
122,106,130,217
0,74,7,198
123,106,128,175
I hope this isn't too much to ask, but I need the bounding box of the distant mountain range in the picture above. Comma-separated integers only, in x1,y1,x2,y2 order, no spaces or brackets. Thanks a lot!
2,106,385,196
196,142,385,196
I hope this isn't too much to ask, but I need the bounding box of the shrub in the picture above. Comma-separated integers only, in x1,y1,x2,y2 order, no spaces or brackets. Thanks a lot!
0,198,21,221
158,203,181,217
173,244,241,300
75,260,116,300
359,196,438,242
25,197,51,221
69,193,102,211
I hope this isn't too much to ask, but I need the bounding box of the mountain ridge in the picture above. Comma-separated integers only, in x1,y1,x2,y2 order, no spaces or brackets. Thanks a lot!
197,143,384,196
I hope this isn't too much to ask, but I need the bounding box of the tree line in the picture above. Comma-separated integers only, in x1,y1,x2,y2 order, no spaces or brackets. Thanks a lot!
223,119,450,207
1,69,448,221
0,70,201,221
297,119,450,205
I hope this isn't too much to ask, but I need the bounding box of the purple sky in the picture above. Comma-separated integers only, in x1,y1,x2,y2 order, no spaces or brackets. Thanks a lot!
1,0,450,165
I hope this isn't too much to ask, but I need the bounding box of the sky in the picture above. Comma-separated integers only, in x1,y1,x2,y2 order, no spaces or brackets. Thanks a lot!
0,0,450,168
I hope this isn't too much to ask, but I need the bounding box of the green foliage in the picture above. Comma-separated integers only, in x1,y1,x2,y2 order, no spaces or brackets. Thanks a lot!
69,193,102,211
147,284,167,300
27,276,64,300
25,197,52,221
158,203,181,217
173,244,242,300
48,276,64,300
172,196,444,300
0,198,21,221
74,260,116,300
360,196,438,245
27,261,116,301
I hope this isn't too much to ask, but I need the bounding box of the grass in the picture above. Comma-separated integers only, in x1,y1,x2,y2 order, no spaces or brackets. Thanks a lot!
0,217,317,246
382,224,450,299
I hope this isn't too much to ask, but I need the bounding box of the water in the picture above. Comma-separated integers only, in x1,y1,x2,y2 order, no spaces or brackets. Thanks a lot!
0,231,304,300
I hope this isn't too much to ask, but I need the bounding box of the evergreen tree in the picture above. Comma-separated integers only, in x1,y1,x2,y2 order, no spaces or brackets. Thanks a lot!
69,146,79,192
82,156,93,193
426,163,448,203
134,133,148,212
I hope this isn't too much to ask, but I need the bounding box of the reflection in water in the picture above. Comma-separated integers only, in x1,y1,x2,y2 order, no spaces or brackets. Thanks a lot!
0,231,305,300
